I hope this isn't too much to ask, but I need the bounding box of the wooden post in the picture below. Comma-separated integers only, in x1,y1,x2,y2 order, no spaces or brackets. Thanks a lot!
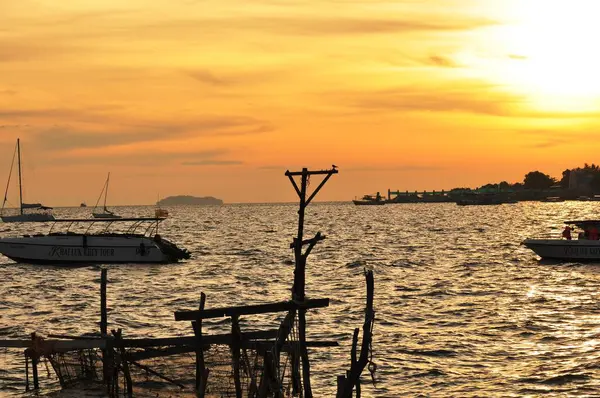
101,269,107,336
32,356,39,390
336,375,346,398
113,329,132,398
296,168,307,300
192,292,207,396
298,309,312,397
285,167,337,398
337,270,376,398
231,315,243,398
100,268,111,388
24,353,29,391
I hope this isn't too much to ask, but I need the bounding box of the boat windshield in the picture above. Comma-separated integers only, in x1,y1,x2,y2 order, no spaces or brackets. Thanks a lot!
46,217,166,237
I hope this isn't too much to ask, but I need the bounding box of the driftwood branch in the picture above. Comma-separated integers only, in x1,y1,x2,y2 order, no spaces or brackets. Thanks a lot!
337,270,375,398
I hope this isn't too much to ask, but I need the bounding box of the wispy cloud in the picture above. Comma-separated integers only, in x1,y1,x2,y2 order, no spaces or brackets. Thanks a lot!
182,160,244,166
343,84,519,116
44,149,236,166
134,15,496,39
346,165,444,172
187,70,229,86
426,55,458,68
519,129,596,149
0,110,273,151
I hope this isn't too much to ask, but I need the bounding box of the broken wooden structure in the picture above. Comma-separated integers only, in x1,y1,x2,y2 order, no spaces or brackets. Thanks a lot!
0,166,376,397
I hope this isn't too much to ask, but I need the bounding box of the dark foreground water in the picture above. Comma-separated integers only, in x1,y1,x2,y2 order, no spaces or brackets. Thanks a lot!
2,201,600,397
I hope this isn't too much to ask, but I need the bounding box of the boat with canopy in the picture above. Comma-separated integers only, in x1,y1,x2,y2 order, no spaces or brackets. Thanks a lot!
0,217,190,264
523,219,600,261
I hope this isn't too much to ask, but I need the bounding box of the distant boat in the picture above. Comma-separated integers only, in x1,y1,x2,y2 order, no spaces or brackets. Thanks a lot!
1,139,55,222
92,172,121,219
353,192,385,206
80,202,87,207
155,208,169,218
523,220,600,261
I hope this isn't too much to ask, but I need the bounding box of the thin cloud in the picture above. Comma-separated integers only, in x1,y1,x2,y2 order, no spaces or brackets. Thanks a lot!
0,111,272,151
426,55,458,68
140,15,496,37
187,70,229,86
44,149,233,166
182,160,244,166
509,54,528,60
346,165,444,172
337,83,600,118
346,85,517,116
519,129,597,149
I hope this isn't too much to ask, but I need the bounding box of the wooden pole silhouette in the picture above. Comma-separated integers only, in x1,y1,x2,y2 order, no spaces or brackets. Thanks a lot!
285,166,338,397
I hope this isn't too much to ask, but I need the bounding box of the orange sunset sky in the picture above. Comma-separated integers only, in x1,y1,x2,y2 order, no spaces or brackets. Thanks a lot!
1,0,600,205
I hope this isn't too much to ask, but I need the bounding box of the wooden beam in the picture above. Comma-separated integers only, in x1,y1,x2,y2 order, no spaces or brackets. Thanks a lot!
128,359,185,389
120,329,279,348
174,298,329,321
0,339,107,350
128,339,338,362
288,233,326,249
285,169,338,177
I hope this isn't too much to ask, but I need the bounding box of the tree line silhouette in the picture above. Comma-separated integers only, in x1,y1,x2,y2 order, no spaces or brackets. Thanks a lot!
451,163,600,192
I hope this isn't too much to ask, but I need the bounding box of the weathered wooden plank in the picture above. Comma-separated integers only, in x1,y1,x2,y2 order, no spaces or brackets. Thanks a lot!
128,359,185,389
0,339,107,350
127,340,337,362
48,334,105,340
174,298,329,321
119,329,280,348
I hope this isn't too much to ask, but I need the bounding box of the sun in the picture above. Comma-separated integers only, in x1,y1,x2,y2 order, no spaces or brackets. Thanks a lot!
483,0,600,112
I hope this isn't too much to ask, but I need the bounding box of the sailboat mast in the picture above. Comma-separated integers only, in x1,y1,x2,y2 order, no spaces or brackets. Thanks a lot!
17,139,23,215
104,172,110,211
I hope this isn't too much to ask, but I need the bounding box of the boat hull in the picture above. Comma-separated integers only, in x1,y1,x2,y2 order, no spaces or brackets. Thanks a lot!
0,235,183,264
522,239,600,261
92,213,122,219
352,200,385,206
1,214,56,222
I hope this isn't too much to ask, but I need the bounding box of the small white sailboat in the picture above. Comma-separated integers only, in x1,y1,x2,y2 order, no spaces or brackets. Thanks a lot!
92,172,121,219
1,139,55,223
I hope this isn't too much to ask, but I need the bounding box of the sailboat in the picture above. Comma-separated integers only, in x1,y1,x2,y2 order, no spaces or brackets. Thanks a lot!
92,172,121,219
1,139,55,222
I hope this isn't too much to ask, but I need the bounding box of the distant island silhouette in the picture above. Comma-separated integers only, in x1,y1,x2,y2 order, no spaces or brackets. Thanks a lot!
157,195,223,206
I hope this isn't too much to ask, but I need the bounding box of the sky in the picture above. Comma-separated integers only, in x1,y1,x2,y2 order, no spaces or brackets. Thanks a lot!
2,0,600,205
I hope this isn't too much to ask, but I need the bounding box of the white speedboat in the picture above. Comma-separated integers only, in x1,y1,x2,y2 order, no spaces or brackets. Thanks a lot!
0,217,190,265
1,139,55,222
522,220,600,261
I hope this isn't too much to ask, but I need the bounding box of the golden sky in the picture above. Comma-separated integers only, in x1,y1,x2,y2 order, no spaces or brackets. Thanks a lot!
1,0,600,205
